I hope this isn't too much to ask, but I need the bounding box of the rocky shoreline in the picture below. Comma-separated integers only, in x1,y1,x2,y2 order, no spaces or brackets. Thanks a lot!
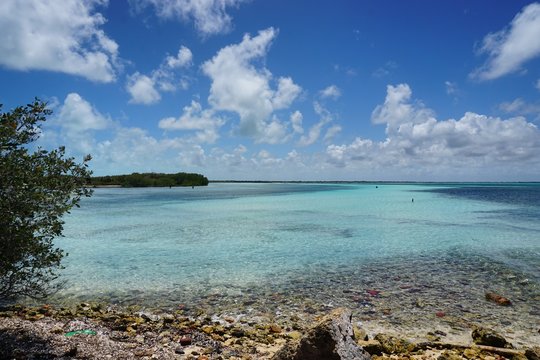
1,303,539,359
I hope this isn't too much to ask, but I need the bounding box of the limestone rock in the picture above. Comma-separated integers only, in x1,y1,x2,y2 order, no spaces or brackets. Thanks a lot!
271,308,371,360
373,333,413,354
471,326,513,348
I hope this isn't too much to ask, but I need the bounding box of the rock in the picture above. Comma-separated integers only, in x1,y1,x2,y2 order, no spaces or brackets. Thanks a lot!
485,292,512,306
357,340,382,356
437,350,463,360
179,335,192,346
463,348,480,359
271,307,371,360
175,346,185,354
471,327,513,348
162,313,175,323
140,312,160,322
373,333,413,354
269,324,283,334
353,326,368,341
288,331,302,340
231,327,246,338
525,347,540,360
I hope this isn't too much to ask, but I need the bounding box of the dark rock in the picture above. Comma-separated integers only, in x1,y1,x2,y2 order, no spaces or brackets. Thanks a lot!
179,335,192,346
175,345,185,354
525,347,540,360
471,327,513,348
271,307,371,360
485,292,512,306
231,327,246,338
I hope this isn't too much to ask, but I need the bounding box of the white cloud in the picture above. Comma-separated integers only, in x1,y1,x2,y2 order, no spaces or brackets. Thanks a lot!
499,98,540,120
290,111,304,134
56,93,110,133
371,84,435,132
471,3,540,81
324,125,342,142
202,28,301,143
158,100,225,143
126,45,193,104
166,46,193,68
319,85,341,100
126,72,161,105
325,83,540,179
47,92,111,154
297,102,334,147
0,0,118,82
273,77,302,109
132,0,247,36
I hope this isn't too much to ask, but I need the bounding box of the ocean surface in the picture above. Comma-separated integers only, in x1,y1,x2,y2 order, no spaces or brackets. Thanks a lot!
53,183,540,344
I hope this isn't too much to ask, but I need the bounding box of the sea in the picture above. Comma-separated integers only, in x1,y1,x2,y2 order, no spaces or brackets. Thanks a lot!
53,182,540,345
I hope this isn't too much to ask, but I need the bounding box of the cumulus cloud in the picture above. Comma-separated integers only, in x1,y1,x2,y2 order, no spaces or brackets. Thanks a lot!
166,46,193,68
41,93,112,154
0,0,119,82
158,100,225,143
471,3,540,81
132,0,247,36
126,45,193,104
319,85,341,100
326,84,540,178
126,72,161,105
371,84,435,132
202,28,301,143
56,93,110,133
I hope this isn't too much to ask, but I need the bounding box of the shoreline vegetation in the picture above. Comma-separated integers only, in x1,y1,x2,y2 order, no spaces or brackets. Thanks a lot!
90,172,209,188
0,303,538,359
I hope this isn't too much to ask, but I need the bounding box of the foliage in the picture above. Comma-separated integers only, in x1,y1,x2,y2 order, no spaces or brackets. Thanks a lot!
91,172,209,187
0,99,92,300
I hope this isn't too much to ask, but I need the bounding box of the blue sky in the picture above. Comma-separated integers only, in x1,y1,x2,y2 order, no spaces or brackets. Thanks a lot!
1,0,540,181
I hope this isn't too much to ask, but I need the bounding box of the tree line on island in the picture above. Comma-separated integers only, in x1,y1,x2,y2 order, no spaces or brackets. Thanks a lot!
90,172,209,187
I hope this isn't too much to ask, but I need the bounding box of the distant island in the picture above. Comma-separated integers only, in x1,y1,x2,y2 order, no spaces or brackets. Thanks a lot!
90,172,209,187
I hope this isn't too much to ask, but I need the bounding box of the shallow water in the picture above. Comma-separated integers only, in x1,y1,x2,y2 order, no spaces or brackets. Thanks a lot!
52,183,540,344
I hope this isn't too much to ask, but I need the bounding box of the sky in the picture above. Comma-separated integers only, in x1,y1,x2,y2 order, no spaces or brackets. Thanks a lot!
1,0,540,181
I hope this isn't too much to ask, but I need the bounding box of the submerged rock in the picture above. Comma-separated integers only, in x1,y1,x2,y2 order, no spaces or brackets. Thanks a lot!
471,326,513,348
271,308,371,360
485,292,512,306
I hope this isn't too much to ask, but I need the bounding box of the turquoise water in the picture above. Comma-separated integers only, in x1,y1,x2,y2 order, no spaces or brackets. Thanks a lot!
54,183,540,342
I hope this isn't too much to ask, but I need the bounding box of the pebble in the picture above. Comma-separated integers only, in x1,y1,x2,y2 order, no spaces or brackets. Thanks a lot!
179,335,192,346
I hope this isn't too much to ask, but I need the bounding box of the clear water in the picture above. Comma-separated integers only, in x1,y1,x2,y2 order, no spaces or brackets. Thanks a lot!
53,183,540,344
